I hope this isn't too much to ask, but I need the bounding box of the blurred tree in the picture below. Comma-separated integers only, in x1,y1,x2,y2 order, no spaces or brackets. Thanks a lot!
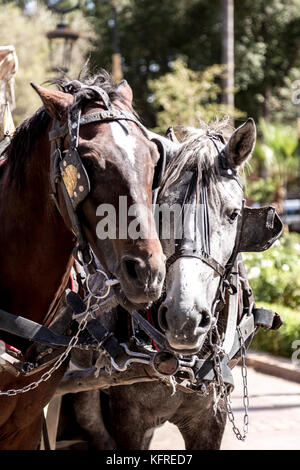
257,119,298,187
0,1,94,125
246,119,298,205
83,0,207,125
148,58,243,132
4,0,299,128
234,0,300,123
80,0,300,127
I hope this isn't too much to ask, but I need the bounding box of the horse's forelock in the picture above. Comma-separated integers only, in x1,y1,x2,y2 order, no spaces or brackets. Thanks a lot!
159,119,235,198
52,71,124,113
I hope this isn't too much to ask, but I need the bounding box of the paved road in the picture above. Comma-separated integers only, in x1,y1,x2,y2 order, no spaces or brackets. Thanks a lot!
149,366,300,450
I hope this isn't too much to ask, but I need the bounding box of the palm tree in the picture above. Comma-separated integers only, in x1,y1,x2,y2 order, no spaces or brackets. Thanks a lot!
252,120,298,212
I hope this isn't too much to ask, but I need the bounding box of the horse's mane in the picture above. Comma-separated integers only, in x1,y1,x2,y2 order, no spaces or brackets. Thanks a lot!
160,118,233,197
6,70,122,184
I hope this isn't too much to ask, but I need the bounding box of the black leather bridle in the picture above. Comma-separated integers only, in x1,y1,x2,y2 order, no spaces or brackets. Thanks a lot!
48,81,165,274
165,134,282,301
166,139,244,297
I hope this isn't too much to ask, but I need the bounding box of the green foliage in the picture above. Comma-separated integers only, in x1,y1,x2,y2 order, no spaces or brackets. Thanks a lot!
0,3,49,124
2,1,300,130
243,232,300,309
0,2,94,125
83,0,300,126
256,119,298,185
234,0,300,123
148,58,243,132
251,302,300,358
245,177,277,205
245,120,298,204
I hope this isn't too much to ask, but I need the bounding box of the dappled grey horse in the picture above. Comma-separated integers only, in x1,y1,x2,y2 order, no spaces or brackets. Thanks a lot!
57,118,283,449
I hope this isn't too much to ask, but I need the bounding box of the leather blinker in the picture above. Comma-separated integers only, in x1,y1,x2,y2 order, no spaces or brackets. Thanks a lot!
238,206,283,252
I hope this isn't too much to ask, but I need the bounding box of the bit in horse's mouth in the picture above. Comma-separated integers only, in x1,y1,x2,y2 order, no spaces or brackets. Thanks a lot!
112,280,163,310
113,284,149,311
165,334,207,356
167,346,202,357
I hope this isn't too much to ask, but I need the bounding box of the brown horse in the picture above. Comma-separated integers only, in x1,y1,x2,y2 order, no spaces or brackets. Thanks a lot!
0,72,165,449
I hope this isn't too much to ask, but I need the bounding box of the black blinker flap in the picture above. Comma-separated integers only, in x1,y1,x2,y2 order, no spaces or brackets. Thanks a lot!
239,206,283,252
151,138,166,189
59,149,90,210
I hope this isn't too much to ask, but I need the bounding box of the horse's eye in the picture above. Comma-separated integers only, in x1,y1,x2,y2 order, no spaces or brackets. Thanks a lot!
229,211,239,222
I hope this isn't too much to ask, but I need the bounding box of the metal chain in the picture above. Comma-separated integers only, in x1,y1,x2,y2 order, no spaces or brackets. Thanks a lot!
212,325,249,441
0,298,93,397
0,266,120,397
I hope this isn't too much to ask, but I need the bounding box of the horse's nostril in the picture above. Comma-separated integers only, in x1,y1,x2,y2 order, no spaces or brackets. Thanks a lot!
158,305,168,332
124,259,138,281
198,311,211,329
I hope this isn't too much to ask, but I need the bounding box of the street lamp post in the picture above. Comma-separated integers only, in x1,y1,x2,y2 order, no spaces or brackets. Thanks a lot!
46,23,79,74
45,0,80,74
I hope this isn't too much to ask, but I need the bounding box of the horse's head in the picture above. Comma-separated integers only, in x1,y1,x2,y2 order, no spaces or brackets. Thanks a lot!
32,74,166,307
157,119,257,353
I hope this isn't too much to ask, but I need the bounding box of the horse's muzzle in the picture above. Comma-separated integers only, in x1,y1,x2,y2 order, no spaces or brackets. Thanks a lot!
158,302,212,352
119,254,166,303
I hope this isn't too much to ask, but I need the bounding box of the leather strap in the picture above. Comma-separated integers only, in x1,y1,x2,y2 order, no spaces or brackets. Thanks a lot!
49,109,150,142
221,261,240,354
66,290,128,366
193,357,234,389
0,307,93,349
168,250,226,277
130,309,170,351
166,171,226,278
86,320,127,365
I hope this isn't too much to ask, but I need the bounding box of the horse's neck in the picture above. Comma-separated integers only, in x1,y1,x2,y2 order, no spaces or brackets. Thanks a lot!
0,131,75,324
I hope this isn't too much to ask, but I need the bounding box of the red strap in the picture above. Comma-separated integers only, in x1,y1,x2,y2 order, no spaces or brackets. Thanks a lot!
0,339,21,355
146,307,159,351
238,286,242,320
69,272,75,292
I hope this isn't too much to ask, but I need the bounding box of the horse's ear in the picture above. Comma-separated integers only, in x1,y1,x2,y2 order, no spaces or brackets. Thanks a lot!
224,118,256,168
31,83,74,121
116,80,133,106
